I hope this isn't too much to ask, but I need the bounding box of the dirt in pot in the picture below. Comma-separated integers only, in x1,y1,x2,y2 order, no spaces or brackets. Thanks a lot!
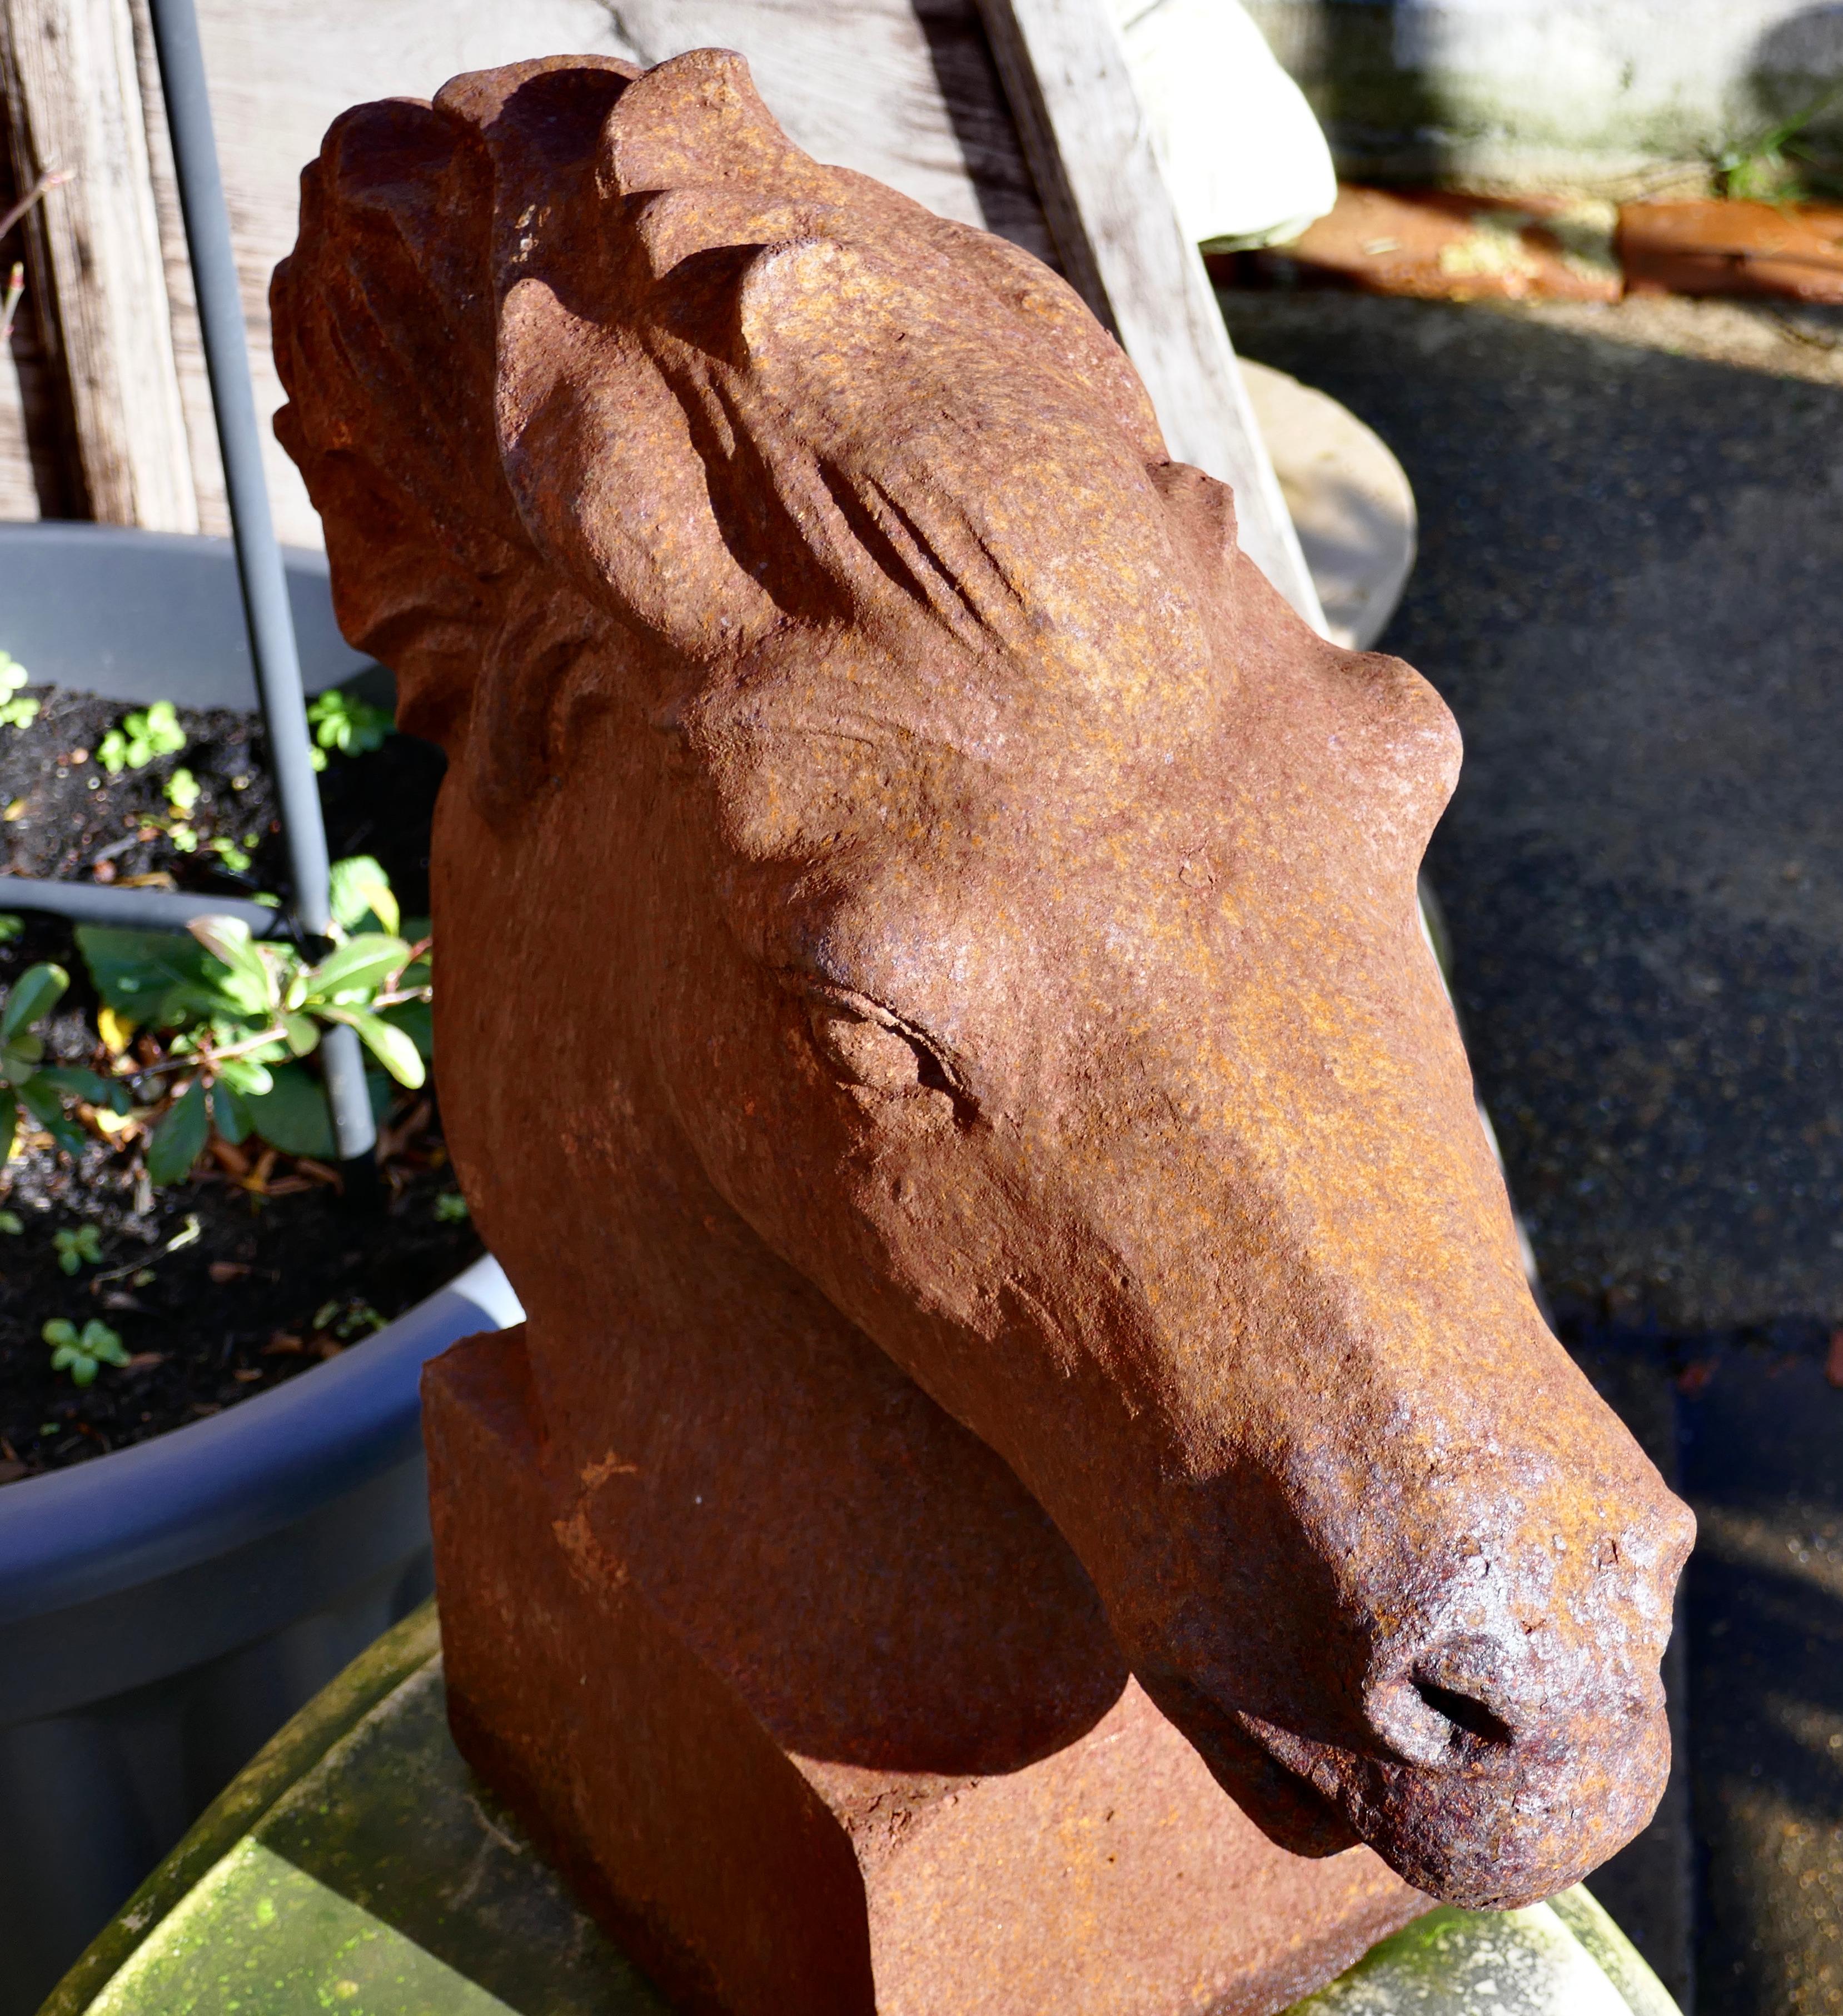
0,683,482,1486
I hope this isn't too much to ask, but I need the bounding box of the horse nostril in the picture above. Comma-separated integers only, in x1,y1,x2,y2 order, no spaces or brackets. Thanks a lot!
1413,1678,1515,1749
1366,1641,1523,1767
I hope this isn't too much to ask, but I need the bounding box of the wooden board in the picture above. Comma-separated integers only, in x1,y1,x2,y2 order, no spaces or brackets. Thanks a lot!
3,0,1319,629
0,0,195,527
974,0,1322,622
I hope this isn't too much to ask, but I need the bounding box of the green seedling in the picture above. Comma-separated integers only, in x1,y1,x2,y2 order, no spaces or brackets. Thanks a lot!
166,766,200,815
306,687,394,772
1717,83,1843,200
0,962,129,1161
98,700,186,776
77,857,431,1180
0,653,36,732
53,1224,103,1274
313,1296,387,1341
0,913,22,943
0,1209,22,1234
43,1316,129,1386
434,1190,470,1223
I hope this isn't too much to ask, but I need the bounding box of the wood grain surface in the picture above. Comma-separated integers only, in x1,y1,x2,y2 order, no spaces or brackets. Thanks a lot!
1,0,195,527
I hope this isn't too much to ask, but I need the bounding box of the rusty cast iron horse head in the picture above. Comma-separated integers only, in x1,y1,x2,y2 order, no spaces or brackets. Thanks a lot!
275,50,1693,1916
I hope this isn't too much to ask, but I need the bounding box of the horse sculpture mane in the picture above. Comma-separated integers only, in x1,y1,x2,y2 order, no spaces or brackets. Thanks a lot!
277,52,1199,819
275,50,1694,2016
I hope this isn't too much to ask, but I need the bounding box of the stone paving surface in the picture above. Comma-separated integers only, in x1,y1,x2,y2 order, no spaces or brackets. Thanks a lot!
1219,287,1843,2015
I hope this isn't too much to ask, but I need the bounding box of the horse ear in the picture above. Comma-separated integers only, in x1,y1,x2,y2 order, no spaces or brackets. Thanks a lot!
1149,461,1240,568
599,48,835,200
734,236,884,367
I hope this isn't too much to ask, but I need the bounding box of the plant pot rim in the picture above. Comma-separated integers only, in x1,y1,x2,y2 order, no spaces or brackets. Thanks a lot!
0,521,369,707
0,1254,520,1626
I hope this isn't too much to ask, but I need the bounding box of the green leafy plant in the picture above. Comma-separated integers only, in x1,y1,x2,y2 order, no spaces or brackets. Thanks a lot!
0,963,129,1160
166,766,200,815
306,688,393,772
1717,84,1843,201
313,1295,387,1341
43,1316,129,1386
434,1189,469,1223
53,1223,102,1274
0,652,37,731
77,856,431,1181
0,913,23,942
97,700,186,776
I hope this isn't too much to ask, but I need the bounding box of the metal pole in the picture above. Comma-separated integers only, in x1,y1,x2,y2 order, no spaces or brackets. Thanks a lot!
145,0,375,1160
0,876,281,936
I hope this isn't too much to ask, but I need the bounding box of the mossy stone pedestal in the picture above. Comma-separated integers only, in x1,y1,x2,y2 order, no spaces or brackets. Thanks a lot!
44,1605,1683,2016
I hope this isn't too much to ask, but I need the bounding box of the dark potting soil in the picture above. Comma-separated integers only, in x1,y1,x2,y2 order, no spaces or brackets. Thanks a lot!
0,685,482,1486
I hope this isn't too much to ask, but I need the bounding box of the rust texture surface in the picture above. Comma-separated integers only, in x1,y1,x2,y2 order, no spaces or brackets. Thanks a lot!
271,50,1696,2015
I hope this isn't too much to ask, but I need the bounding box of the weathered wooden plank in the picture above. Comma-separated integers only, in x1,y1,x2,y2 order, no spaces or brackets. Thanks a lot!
153,0,1055,549
0,134,52,518
0,0,196,528
971,0,1324,626
128,0,226,533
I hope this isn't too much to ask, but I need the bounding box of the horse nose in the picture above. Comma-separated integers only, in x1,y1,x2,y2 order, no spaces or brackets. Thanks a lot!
1362,1632,1530,1769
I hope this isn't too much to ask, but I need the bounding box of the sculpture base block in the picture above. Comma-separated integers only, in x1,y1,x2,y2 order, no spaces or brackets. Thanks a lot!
425,1326,1425,2015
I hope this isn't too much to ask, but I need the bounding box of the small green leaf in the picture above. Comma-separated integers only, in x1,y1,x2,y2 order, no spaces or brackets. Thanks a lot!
0,1096,14,1165
281,1012,319,1058
216,1054,275,1097
1,962,67,1044
53,1225,102,1274
209,1082,253,1144
323,1006,425,1088
146,1079,210,1184
308,690,394,762
381,1000,433,1061
82,1320,129,1365
2,1033,44,1075
187,915,276,1017
42,1318,78,1349
77,927,211,1014
166,767,200,815
434,1190,470,1223
0,913,22,943
328,856,400,938
0,1209,18,1234
241,1063,335,1160
37,1066,111,1102
305,935,409,1005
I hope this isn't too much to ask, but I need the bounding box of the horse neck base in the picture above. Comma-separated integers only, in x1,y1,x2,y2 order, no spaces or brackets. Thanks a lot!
424,1324,1424,2016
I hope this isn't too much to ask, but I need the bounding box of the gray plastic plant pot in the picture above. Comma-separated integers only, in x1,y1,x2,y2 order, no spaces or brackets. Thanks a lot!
0,1254,524,2016
0,521,484,2015
0,521,370,709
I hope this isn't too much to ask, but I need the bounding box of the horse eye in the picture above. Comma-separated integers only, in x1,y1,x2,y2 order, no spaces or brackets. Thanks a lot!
807,1005,930,1092
803,996,967,1103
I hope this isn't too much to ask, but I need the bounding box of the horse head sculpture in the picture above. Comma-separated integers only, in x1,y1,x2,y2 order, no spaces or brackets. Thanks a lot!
274,47,1692,1962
